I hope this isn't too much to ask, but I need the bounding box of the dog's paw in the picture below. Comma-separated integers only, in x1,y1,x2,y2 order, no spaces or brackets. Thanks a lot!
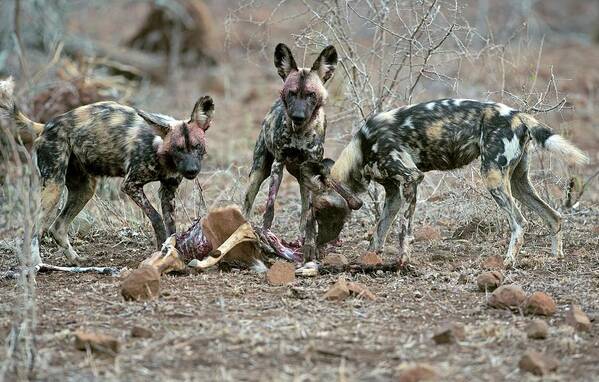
301,243,319,262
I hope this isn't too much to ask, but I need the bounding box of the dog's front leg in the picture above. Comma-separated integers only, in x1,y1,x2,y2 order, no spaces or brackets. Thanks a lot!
159,178,181,237
368,183,403,253
262,161,284,230
123,179,167,248
301,192,319,261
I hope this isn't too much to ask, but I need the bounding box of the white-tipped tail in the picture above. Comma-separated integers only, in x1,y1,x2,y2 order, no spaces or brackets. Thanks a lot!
0,77,16,117
544,135,590,166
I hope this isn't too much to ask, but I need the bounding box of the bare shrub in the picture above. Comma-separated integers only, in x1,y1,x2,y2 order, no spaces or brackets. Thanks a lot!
0,117,40,380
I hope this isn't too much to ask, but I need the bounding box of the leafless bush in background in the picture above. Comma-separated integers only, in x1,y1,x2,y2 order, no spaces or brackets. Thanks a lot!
0,118,41,380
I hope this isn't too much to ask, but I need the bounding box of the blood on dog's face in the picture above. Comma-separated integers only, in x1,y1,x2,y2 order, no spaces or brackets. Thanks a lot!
157,96,214,179
274,43,337,130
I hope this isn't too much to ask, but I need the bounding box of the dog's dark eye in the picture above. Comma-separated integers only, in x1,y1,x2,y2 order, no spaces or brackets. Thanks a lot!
288,90,297,97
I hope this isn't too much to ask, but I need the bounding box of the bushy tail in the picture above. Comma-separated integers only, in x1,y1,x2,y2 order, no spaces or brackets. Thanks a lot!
0,77,44,145
519,113,589,166
330,130,365,192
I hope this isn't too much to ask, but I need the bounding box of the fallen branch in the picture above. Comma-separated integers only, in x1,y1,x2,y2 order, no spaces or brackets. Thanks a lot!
1,263,120,280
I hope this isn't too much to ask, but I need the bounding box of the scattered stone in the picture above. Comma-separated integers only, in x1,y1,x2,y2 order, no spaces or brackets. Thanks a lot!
481,255,505,270
266,261,296,286
526,319,549,339
121,265,160,301
347,282,376,300
413,225,442,242
398,363,438,382
432,323,466,344
518,350,559,376
476,271,503,291
358,251,383,266
524,292,557,316
130,326,152,338
487,284,526,310
565,304,591,332
74,330,120,354
323,277,350,301
322,253,349,267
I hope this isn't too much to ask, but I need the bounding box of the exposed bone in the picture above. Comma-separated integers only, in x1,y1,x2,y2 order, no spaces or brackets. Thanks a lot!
324,177,363,210
140,235,185,274
188,222,258,269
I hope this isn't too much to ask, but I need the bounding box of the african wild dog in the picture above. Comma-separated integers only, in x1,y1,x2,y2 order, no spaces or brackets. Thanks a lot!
243,43,338,260
0,77,214,264
302,99,589,265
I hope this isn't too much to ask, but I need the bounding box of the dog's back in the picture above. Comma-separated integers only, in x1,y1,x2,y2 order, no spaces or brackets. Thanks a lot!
37,101,159,178
357,99,587,174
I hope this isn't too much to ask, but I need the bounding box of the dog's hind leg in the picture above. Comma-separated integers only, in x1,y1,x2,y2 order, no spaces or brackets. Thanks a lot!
243,134,274,217
49,160,97,263
36,132,70,263
262,160,284,230
511,152,563,257
482,167,527,265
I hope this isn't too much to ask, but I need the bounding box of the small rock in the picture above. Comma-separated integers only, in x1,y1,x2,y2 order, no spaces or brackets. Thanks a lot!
358,251,383,266
524,292,557,316
74,330,120,354
518,350,559,376
487,284,526,310
266,261,296,286
476,271,503,291
432,323,465,344
130,326,152,338
323,277,350,301
398,363,438,382
347,282,376,300
526,319,549,339
481,255,505,270
121,265,160,301
322,253,349,267
565,304,591,332
413,225,442,242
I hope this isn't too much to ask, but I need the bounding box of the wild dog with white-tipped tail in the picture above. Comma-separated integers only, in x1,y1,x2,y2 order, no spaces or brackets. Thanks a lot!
303,99,589,265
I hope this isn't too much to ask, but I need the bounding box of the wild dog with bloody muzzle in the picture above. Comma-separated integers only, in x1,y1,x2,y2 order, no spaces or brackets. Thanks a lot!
0,77,214,264
302,99,589,265
243,43,340,260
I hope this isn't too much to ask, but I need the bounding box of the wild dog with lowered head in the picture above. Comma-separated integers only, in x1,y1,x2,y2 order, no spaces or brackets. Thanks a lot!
243,43,339,260
302,99,589,265
0,77,214,264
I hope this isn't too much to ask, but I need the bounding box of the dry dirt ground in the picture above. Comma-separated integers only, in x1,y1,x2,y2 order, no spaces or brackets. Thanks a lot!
1,1,599,381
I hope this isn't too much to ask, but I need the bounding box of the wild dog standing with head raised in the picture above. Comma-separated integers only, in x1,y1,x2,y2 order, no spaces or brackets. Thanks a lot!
243,43,338,260
0,77,214,264
302,99,589,265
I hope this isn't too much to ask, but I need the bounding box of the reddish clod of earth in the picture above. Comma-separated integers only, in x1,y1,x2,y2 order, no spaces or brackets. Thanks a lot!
524,292,557,316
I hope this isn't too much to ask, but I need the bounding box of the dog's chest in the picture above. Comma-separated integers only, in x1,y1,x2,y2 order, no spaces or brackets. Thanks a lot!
267,122,324,164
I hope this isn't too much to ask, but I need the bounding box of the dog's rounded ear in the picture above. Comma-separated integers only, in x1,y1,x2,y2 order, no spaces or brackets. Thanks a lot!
311,45,337,83
191,95,214,131
274,43,298,81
